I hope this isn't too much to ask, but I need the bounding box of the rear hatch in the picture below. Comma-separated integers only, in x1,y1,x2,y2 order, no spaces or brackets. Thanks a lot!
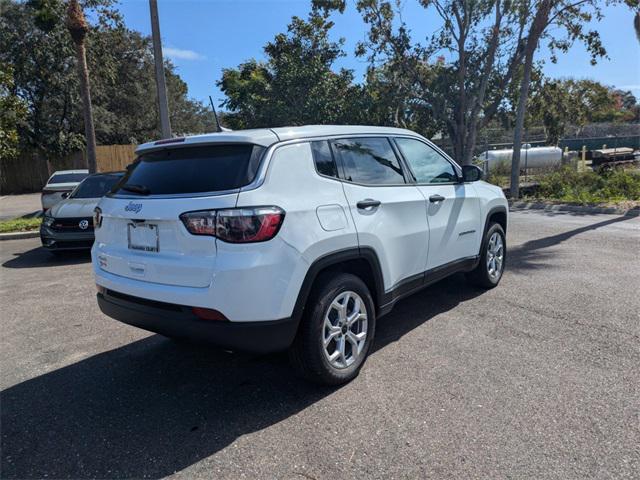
94,143,266,288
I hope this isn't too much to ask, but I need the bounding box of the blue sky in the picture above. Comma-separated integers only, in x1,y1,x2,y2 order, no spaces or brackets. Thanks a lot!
116,0,640,107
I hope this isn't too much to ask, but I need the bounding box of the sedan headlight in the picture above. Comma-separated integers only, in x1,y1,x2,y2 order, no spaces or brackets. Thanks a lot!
93,207,102,228
42,212,55,228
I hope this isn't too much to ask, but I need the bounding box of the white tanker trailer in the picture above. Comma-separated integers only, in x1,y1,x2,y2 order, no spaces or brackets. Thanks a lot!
477,145,563,170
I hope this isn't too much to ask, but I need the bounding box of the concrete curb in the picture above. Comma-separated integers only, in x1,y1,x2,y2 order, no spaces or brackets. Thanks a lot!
509,201,640,217
0,230,40,241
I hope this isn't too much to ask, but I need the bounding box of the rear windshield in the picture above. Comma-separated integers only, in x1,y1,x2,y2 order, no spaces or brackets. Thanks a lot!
71,174,123,199
49,173,88,184
112,144,265,195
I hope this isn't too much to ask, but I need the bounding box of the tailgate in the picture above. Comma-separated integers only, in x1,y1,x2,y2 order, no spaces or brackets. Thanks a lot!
94,194,237,288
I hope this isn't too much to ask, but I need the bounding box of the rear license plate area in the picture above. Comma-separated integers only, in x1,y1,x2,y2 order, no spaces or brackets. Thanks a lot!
127,223,159,252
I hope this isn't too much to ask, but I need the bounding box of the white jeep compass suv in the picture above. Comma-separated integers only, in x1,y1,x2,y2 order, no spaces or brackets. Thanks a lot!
93,125,507,385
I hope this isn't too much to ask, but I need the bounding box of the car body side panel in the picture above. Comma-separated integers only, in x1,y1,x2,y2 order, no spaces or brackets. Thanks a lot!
473,181,509,240
235,142,358,320
414,182,483,270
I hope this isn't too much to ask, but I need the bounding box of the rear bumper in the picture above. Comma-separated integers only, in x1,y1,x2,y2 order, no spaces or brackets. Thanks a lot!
97,289,299,354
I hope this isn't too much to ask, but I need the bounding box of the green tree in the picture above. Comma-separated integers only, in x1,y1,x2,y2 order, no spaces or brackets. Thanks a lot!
219,5,365,128
509,0,615,198
353,0,529,165
625,0,640,42
0,63,27,160
0,0,214,161
611,89,638,114
529,79,637,143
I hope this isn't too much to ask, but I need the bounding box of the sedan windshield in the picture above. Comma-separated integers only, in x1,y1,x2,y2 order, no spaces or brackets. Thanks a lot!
71,174,124,199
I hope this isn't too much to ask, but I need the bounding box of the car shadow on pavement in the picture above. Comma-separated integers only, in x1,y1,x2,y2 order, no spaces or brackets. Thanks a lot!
0,274,481,479
508,214,633,272
2,246,91,269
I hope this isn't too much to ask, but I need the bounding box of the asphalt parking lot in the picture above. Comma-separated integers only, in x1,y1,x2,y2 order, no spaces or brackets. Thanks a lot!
0,193,41,220
1,210,638,479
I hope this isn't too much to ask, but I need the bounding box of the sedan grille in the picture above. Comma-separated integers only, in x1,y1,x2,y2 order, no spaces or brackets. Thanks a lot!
50,217,94,232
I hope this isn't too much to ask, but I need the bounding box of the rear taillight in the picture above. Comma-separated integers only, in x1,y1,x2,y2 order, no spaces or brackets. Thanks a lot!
180,206,285,243
180,209,216,236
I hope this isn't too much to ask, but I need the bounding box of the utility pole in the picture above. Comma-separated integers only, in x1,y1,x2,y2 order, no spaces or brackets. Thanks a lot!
149,0,171,138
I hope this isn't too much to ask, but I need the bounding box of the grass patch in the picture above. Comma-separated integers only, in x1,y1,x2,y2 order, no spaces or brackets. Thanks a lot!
532,167,640,205
0,216,42,233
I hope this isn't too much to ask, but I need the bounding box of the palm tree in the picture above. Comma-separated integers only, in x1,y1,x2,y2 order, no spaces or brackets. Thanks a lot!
66,0,97,173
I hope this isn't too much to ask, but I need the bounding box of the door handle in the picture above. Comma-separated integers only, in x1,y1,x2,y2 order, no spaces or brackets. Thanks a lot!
429,194,445,203
356,199,381,209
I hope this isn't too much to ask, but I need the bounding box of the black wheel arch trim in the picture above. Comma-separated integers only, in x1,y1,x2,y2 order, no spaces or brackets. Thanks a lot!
483,205,508,235
291,246,385,326
477,205,508,260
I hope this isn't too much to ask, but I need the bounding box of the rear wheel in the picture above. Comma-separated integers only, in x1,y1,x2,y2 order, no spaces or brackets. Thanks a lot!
466,222,506,288
289,273,376,385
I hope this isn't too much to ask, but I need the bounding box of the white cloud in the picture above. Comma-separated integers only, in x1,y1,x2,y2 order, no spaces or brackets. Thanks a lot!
163,47,205,61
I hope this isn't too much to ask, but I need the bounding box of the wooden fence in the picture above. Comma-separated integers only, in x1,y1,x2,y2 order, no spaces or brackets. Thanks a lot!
95,144,137,173
1,145,137,195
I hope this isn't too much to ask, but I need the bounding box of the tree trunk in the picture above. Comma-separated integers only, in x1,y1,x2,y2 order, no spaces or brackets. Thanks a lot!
67,0,97,174
74,41,97,173
463,122,478,166
510,0,551,198
509,52,534,198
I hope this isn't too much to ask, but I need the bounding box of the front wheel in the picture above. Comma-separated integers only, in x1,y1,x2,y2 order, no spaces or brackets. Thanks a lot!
289,273,376,385
466,222,506,288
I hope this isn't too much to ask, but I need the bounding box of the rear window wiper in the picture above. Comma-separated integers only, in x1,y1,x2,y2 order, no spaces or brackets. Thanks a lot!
120,184,151,195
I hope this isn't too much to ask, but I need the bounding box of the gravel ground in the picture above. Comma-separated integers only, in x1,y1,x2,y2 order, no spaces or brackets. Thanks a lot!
1,210,638,479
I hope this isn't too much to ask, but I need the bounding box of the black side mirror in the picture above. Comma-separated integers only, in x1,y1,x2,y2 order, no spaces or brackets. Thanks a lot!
61,192,70,199
461,165,483,182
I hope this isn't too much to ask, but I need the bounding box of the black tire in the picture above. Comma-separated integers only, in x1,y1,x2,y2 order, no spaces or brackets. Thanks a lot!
288,272,376,385
466,222,506,288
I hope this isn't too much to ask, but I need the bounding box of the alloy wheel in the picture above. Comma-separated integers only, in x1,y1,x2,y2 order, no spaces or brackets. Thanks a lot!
323,290,368,369
486,231,504,281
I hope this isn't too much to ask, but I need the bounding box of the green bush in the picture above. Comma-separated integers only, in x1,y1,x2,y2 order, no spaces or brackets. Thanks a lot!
535,167,640,204
484,161,511,188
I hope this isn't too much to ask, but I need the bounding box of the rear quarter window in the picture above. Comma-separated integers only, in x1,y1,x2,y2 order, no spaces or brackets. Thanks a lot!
310,141,339,178
113,144,265,195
